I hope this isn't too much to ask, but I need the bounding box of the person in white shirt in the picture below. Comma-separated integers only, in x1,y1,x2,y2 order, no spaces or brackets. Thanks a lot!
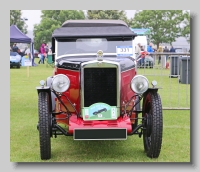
135,43,141,56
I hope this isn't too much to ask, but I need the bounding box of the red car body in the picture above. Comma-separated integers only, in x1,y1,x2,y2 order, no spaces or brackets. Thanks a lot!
53,67,136,134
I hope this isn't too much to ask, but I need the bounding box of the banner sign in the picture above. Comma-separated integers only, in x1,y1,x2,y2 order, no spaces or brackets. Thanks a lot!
130,28,151,35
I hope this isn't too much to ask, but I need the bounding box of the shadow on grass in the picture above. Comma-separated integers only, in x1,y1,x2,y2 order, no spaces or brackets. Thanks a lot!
50,135,146,162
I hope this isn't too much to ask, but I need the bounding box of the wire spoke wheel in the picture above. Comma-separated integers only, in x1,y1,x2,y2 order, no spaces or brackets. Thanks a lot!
142,91,163,158
38,92,51,160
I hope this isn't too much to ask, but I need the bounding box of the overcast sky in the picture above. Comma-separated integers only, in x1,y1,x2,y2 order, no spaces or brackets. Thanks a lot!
21,10,136,31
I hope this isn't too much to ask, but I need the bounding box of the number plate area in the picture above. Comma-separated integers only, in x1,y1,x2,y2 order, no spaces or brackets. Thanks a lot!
116,45,133,56
74,128,127,140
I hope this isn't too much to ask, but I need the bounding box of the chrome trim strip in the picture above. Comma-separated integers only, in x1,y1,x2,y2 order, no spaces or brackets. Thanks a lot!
56,53,117,60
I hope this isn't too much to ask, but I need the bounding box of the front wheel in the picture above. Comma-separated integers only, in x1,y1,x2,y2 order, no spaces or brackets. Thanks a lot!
142,91,163,158
38,92,51,160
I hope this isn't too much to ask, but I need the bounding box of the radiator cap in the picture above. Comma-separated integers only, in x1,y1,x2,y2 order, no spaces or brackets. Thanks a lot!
97,50,103,61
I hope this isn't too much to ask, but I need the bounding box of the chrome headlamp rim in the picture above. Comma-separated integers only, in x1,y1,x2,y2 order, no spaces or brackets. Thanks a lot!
51,74,70,93
131,75,149,94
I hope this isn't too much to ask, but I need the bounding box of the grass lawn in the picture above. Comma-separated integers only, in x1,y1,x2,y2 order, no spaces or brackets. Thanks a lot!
10,58,190,162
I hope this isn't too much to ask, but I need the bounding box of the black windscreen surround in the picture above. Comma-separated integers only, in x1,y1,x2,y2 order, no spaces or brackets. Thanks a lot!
84,68,117,107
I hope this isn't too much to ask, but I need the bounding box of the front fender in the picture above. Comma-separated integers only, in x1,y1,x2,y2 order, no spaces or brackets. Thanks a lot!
46,76,56,111
36,85,53,112
142,87,161,98
36,86,51,95
147,87,159,92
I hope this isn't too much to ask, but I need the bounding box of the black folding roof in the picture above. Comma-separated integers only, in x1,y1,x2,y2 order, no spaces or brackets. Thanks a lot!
62,19,128,27
52,20,137,38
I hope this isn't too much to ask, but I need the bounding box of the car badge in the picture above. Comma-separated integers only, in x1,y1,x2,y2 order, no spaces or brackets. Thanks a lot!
97,50,103,61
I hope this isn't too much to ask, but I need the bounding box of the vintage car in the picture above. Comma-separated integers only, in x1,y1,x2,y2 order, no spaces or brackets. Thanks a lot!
36,20,163,160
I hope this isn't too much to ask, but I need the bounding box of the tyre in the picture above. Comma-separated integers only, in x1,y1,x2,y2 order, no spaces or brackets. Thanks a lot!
38,92,51,160
142,91,163,158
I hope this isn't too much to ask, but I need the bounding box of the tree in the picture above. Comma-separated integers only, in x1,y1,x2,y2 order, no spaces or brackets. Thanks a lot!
180,11,190,43
87,10,132,26
10,10,28,34
130,10,189,48
33,10,85,50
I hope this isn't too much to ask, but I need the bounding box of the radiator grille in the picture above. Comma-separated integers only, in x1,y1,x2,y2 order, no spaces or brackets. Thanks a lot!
84,68,117,107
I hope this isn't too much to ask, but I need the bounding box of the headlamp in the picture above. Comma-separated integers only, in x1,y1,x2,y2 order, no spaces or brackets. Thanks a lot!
131,75,149,94
52,74,70,93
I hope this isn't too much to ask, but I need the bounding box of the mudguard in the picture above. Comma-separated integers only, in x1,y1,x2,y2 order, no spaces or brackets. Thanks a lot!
36,76,56,112
46,76,56,111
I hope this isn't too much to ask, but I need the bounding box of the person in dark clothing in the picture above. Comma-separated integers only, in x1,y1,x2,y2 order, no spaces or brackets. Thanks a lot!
170,46,175,52
163,46,169,61
17,49,25,57
140,46,144,51
12,43,18,52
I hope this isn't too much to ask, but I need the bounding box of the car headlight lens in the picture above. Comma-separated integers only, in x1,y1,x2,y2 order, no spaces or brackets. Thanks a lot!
52,74,70,93
131,75,149,94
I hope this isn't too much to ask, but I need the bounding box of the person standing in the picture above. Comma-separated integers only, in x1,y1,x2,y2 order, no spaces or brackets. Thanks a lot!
163,46,169,61
38,43,46,64
157,46,163,64
12,43,18,52
147,43,154,53
137,51,148,67
170,46,175,52
135,43,141,57
45,43,49,54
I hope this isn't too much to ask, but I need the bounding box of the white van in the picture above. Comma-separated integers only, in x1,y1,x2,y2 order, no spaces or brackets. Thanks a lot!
134,35,148,51
132,35,148,59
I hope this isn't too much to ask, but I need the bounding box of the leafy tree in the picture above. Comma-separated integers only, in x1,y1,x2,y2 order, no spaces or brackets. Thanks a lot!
33,10,85,50
180,11,190,43
87,10,132,26
10,10,28,34
130,10,190,48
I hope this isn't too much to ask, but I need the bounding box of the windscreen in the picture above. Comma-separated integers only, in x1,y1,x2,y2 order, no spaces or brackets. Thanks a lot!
56,37,133,56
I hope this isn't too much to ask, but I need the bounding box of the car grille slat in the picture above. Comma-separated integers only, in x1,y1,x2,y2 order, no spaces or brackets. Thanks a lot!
84,68,117,107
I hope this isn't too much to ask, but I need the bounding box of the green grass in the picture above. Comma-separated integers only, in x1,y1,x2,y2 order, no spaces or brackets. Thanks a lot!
10,58,190,162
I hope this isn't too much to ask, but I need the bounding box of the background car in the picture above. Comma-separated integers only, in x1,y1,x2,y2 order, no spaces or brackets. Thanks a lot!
25,48,39,58
10,51,22,68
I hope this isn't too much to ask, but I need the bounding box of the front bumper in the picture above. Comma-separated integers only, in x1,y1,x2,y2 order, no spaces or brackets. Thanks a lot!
10,61,20,67
55,114,132,140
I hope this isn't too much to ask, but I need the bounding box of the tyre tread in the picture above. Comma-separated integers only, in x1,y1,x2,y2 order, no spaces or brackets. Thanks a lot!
38,92,51,160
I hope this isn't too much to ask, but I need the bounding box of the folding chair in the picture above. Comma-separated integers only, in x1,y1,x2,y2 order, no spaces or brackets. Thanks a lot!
46,54,54,68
